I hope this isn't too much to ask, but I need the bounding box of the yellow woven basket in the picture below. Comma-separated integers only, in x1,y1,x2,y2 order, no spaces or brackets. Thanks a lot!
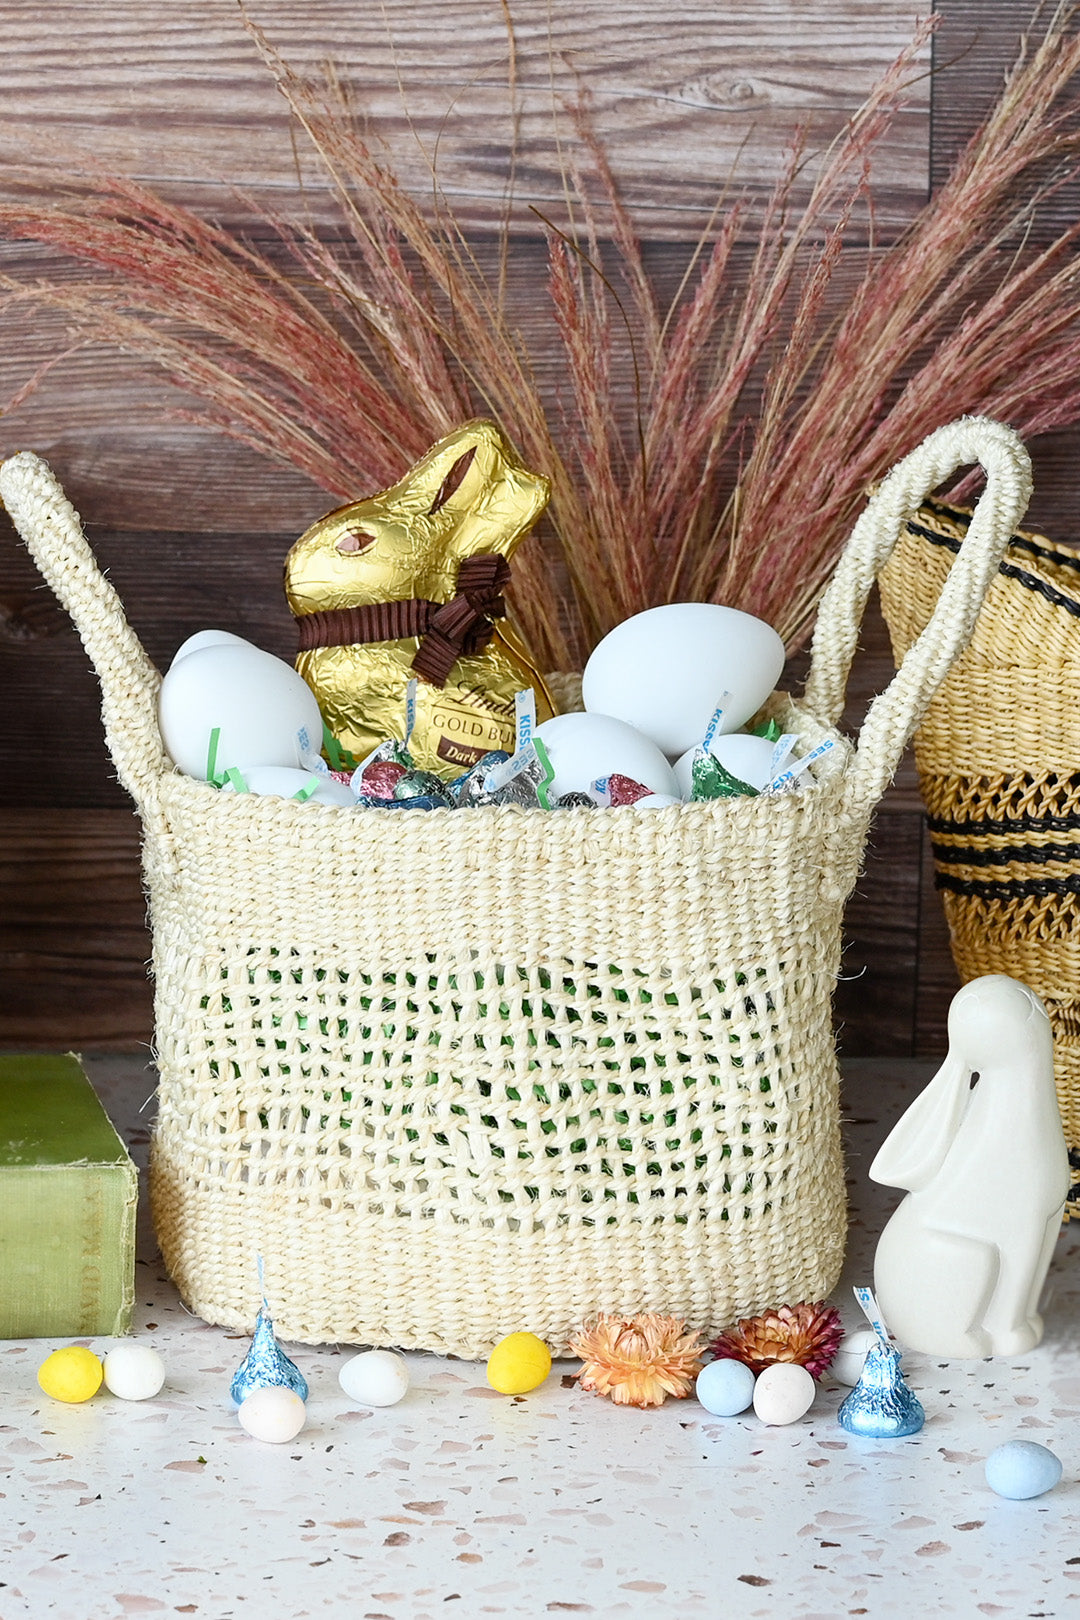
880,496,1080,1217
0,416,1033,1353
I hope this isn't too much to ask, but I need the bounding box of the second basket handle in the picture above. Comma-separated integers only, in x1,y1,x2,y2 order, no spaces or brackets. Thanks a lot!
0,449,168,820
804,415,1032,821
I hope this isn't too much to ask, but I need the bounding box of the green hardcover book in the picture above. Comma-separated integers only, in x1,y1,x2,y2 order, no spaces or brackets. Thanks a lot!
0,1053,137,1337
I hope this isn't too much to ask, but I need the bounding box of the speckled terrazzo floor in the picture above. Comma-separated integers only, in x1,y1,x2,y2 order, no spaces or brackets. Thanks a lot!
1,1057,1077,1620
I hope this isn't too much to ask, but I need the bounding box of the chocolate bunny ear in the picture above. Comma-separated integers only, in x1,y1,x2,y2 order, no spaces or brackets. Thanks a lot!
417,419,550,560
869,1046,973,1192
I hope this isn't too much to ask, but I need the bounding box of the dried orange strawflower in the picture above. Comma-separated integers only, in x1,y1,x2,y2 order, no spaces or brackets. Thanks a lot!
570,1313,705,1408
709,1301,843,1380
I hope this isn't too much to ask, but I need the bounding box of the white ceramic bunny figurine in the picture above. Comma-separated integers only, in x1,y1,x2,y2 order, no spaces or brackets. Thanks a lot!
870,975,1069,1358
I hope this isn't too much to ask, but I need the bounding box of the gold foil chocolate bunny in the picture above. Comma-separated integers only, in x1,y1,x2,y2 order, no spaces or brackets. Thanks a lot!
284,420,557,778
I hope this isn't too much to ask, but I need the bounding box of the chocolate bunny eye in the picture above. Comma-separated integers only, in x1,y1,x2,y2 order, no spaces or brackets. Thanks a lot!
429,446,477,514
336,529,376,553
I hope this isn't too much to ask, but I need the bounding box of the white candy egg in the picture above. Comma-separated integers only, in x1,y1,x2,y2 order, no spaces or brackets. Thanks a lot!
673,732,780,800
829,1328,879,1387
338,1349,410,1407
222,766,355,807
237,1385,307,1443
102,1344,165,1401
534,713,678,802
159,639,324,781
752,1362,816,1426
582,603,786,757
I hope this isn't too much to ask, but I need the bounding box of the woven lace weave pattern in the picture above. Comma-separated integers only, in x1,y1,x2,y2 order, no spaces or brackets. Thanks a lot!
1,417,1034,1348
144,724,854,1352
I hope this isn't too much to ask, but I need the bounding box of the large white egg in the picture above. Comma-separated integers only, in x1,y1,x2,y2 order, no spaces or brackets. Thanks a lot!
582,604,786,757
159,640,324,781
222,765,355,806
534,713,679,801
673,732,779,800
169,629,252,663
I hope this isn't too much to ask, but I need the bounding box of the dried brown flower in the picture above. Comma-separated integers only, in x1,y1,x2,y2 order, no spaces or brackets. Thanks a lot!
571,1313,705,1408
710,1301,844,1380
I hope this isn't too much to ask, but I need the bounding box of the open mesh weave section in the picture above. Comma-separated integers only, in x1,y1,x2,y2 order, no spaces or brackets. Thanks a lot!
150,945,846,1352
146,729,853,1354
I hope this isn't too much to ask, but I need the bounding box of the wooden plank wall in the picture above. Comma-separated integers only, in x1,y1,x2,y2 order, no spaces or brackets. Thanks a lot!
0,1,1072,1053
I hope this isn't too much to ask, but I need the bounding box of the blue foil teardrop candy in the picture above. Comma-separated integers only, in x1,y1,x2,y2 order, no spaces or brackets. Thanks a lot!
837,1338,924,1439
230,1305,309,1405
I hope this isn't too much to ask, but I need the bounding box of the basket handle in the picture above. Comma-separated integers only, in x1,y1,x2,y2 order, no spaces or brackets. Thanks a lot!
0,449,168,816
804,415,1032,820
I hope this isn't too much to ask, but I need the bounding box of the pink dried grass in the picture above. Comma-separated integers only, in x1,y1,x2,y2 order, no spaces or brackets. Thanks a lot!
3,12,1080,668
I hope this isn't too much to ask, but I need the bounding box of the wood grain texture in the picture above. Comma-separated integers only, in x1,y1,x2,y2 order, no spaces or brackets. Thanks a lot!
915,815,961,1059
0,0,1062,1054
0,1,930,237
0,810,152,1047
834,809,922,1058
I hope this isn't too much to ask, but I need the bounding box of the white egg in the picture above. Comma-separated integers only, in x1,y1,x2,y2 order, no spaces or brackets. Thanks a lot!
752,1362,816,1425
582,603,785,757
630,792,682,809
237,1385,307,1443
534,713,679,802
338,1349,410,1407
159,640,324,781
221,765,355,806
830,1328,879,1387
169,629,252,663
673,732,779,799
102,1344,165,1401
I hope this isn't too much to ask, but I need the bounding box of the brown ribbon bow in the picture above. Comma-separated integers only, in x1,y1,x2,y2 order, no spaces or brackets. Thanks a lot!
411,553,511,684
294,552,512,687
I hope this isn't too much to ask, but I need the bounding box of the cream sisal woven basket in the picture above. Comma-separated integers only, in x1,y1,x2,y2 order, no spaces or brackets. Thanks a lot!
0,416,1032,1355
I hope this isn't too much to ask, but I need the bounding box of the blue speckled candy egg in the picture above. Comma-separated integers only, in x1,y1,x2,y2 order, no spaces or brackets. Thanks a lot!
985,1440,1063,1500
696,1357,756,1416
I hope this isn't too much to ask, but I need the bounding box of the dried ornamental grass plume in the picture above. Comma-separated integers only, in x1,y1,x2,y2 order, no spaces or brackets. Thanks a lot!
571,1313,705,1408
5,13,1080,665
709,1301,844,1380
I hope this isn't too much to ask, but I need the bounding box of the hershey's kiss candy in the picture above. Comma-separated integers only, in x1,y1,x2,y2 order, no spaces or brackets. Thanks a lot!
231,1303,309,1406
451,751,512,807
837,1337,923,1438
606,773,651,807
394,769,452,803
381,793,451,811
555,791,595,809
361,759,408,801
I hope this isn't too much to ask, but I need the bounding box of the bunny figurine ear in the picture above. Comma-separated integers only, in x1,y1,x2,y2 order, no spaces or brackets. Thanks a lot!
869,1046,973,1192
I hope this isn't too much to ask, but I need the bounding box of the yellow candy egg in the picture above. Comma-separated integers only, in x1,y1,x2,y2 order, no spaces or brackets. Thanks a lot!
486,1332,552,1395
37,1346,104,1403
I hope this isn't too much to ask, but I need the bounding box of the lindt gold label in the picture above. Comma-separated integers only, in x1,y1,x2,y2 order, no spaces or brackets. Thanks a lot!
284,419,557,778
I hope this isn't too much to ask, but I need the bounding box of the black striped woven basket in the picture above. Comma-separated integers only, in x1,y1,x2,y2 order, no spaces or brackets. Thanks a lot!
880,497,1080,1216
